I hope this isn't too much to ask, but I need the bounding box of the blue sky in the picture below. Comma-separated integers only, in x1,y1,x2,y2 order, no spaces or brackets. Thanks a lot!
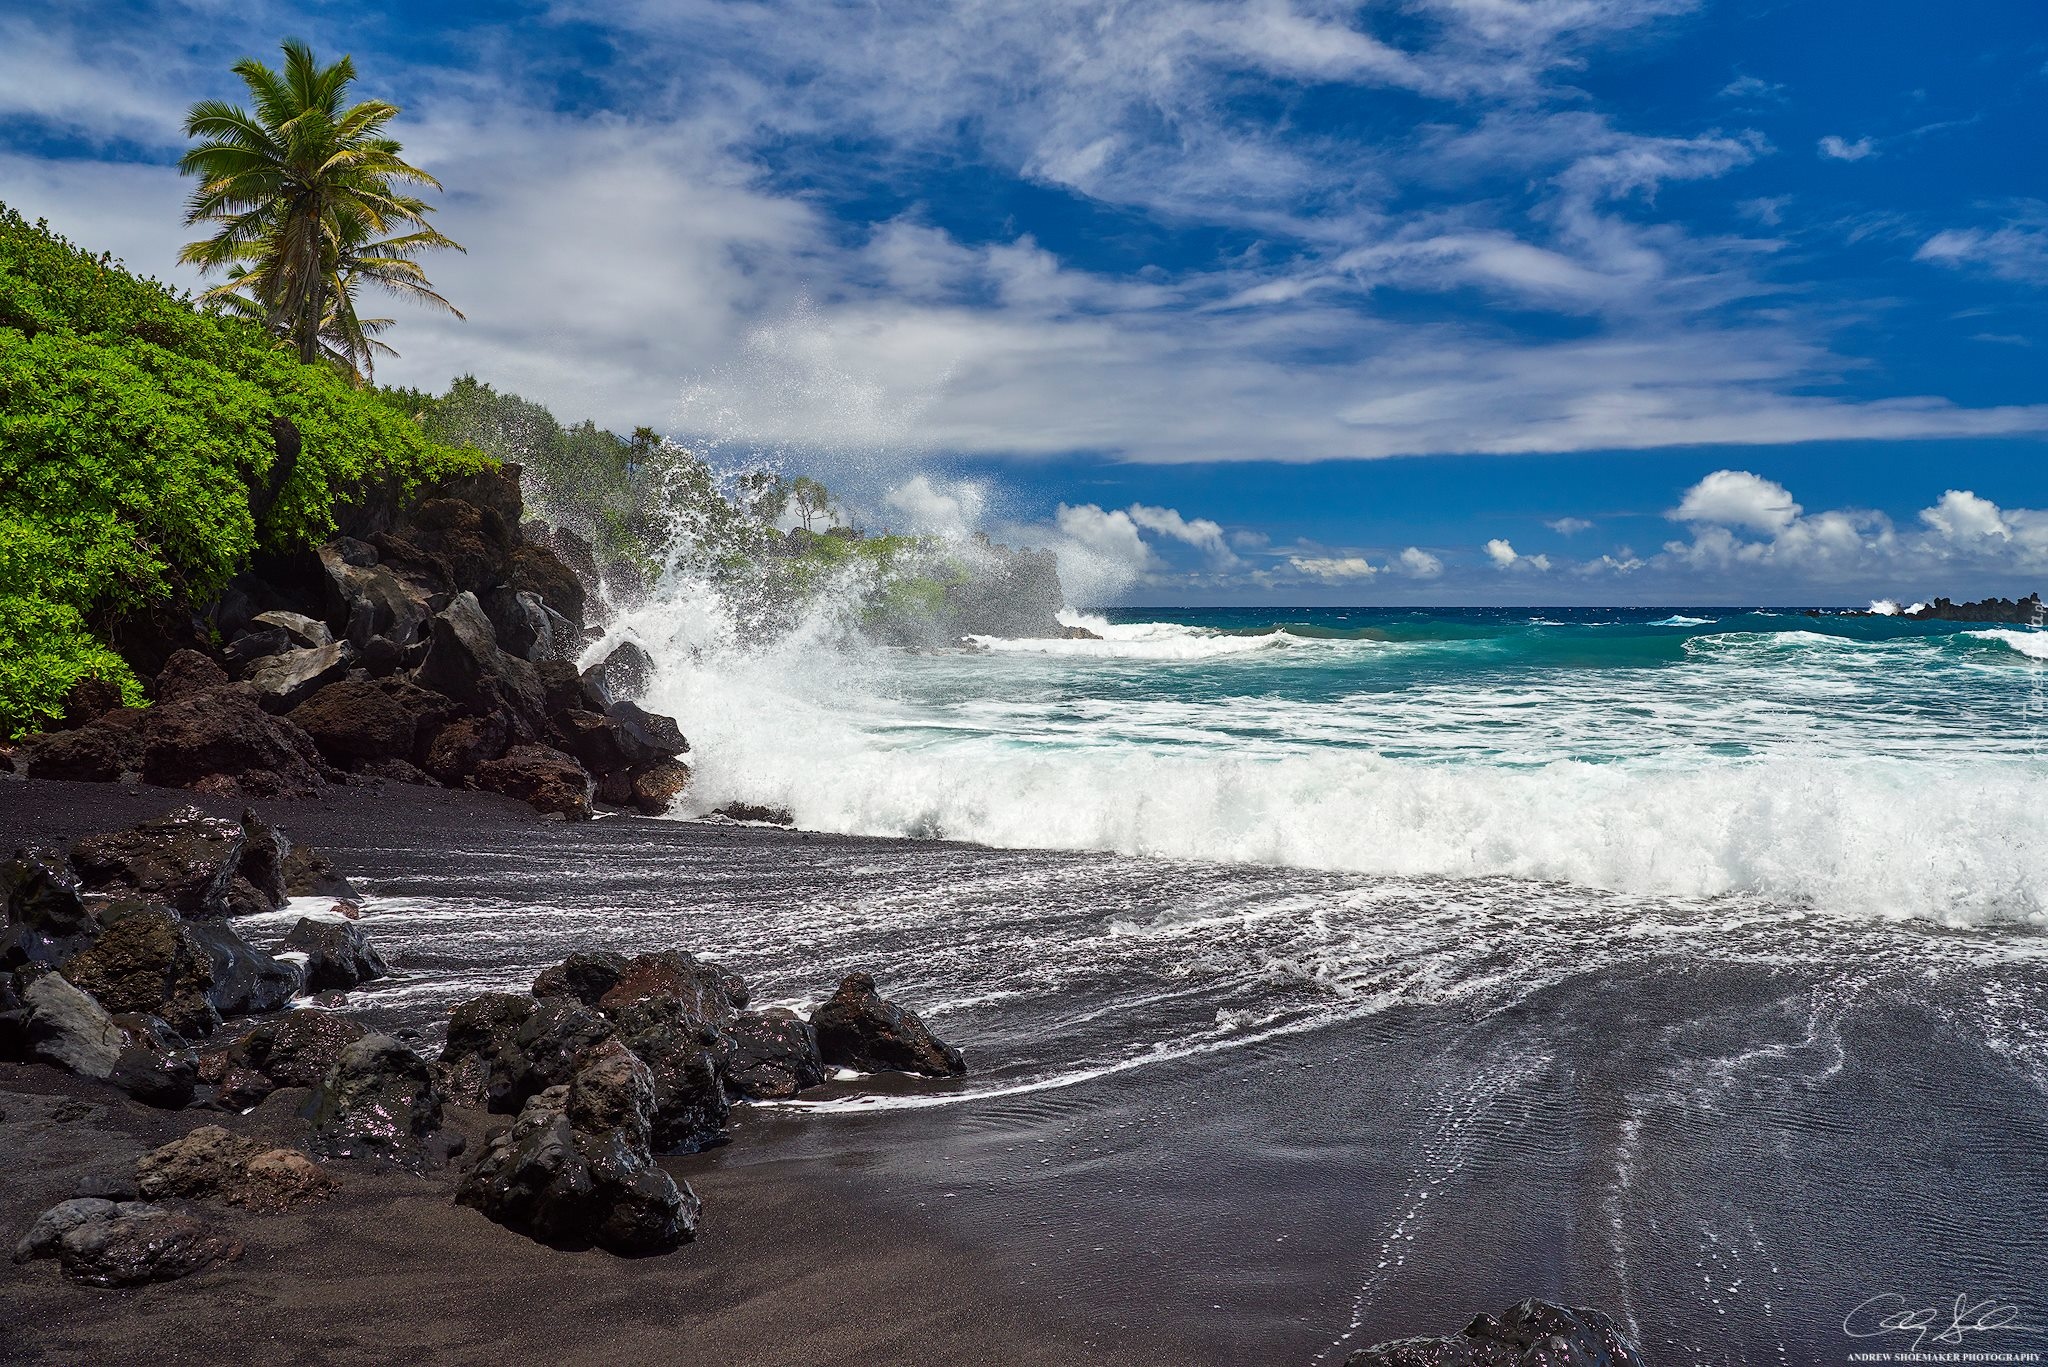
2,0,2044,604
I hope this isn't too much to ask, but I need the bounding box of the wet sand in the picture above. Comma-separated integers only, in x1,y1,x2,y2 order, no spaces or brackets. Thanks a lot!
5,777,2047,1367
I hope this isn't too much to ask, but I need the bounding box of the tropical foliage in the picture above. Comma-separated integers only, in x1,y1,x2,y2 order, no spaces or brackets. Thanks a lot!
178,39,461,381
0,205,489,737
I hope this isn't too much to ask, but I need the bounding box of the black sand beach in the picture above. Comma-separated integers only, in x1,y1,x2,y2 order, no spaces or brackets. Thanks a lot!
5,778,2047,1366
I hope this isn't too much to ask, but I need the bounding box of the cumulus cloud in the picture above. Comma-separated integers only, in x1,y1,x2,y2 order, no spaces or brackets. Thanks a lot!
1653,473,2048,587
1920,489,2012,542
1817,135,1876,161
1545,517,1594,535
1128,503,1239,565
1399,546,1444,577
1672,469,1802,534
1290,555,1379,581
1485,539,1551,571
3,0,2043,468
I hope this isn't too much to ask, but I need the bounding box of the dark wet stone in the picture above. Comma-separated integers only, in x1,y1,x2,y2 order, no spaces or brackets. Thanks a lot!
630,760,691,815
108,1013,198,1109
722,1008,827,1100
281,844,356,900
280,915,390,990
455,1041,697,1256
1345,1299,1648,1367
531,951,630,1006
440,993,617,1114
583,640,654,702
235,808,292,909
57,1210,242,1286
69,806,248,919
185,921,305,1016
211,1009,367,1104
812,973,966,1078
0,848,99,970
61,910,221,1038
307,1034,444,1158
420,713,511,786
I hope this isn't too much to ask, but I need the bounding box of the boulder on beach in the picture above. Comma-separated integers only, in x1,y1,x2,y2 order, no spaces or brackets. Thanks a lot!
136,683,332,797
69,806,252,919
61,909,221,1037
1345,1298,1646,1367
287,680,419,770
306,1034,444,1158
136,1124,333,1212
198,1008,368,1108
22,973,126,1079
471,743,594,820
55,1207,241,1287
722,1008,827,1100
439,993,618,1114
811,973,966,1078
107,1012,199,1109
456,1039,699,1256
0,848,99,970
153,650,230,703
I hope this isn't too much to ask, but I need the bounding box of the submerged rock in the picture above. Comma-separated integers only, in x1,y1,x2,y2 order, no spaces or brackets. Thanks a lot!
811,973,966,1078
280,915,390,990
1345,1298,1647,1367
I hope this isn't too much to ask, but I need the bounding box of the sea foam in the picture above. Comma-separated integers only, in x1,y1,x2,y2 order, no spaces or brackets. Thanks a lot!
604,584,2048,927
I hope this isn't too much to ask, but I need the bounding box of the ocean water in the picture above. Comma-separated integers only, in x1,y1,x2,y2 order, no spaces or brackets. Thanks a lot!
619,599,2048,926
330,595,2048,1363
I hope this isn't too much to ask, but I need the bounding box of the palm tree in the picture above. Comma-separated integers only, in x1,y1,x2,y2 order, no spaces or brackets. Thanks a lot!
178,39,462,372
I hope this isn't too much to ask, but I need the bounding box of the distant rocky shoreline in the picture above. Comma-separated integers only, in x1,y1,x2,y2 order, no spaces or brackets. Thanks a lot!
1823,591,2045,624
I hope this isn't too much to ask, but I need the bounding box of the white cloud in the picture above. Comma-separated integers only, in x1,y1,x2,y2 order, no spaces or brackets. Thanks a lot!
1916,215,2048,286
3,0,2044,472
1485,538,1551,571
1399,546,1444,577
1128,503,1239,565
1920,489,2012,542
1817,135,1876,162
1545,516,1594,535
1290,555,1379,581
1672,469,1803,534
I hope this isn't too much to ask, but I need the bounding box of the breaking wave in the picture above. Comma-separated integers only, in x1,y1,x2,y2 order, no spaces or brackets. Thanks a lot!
606,584,2048,927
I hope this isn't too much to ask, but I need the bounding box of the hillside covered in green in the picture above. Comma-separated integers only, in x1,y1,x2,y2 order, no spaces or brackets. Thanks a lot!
0,204,490,736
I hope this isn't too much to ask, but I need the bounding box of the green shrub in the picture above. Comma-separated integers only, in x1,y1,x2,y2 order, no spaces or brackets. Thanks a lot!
0,203,491,737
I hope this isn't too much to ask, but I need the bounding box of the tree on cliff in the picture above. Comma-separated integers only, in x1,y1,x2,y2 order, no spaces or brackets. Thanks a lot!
177,39,463,380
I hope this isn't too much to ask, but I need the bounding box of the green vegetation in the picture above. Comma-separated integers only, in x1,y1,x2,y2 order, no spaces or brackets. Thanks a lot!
380,374,974,636
0,204,490,737
179,39,462,380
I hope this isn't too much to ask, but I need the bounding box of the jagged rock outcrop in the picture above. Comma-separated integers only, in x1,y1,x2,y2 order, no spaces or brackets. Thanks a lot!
455,1039,699,1255
811,973,967,1078
1906,592,2044,624
14,464,690,814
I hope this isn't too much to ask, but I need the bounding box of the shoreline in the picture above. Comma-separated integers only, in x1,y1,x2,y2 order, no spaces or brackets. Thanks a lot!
0,778,1199,1367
